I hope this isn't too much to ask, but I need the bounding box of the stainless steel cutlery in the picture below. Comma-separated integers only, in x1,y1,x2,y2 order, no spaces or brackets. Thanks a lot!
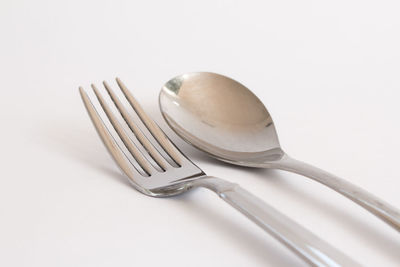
80,78,359,266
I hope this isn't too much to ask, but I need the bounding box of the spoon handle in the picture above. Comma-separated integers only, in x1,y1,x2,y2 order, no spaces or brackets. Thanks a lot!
193,176,360,266
268,154,400,232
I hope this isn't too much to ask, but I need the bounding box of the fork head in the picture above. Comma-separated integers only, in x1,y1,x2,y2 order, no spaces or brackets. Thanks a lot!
79,78,206,197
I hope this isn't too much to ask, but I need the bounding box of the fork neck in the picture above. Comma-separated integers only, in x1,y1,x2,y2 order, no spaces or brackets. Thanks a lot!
189,176,238,195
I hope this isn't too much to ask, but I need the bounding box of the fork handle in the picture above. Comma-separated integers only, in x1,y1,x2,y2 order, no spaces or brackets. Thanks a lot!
192,177,360,267
266,154,400,232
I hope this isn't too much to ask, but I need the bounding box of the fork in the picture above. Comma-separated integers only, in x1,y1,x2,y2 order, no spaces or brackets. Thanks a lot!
79,78,359,266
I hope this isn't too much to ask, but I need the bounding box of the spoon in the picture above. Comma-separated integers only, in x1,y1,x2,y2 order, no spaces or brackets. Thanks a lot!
159,72,400,232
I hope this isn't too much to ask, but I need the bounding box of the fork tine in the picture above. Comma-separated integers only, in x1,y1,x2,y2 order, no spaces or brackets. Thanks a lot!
116,78,182,166
79,87,141,181
91,84,153,176
103,81,168,171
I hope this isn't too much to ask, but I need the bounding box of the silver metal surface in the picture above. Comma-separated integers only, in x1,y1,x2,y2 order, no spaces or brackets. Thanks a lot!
159,72,400,232
80,78,359,266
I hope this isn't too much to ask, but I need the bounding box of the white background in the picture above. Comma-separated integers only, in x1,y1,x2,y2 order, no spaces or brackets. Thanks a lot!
1,0,400,266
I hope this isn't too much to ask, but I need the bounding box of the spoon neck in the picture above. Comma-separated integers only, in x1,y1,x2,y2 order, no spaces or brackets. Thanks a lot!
262,154,339,181
262,153,298,169
262,154,336,180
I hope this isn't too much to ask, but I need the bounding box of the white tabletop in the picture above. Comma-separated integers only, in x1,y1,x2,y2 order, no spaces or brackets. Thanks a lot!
1,1,400,266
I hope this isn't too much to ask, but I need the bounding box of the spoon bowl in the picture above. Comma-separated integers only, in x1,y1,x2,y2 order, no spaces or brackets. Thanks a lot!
159,72,284,166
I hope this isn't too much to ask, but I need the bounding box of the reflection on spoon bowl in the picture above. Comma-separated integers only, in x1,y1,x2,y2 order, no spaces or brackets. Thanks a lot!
159,72,284,165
